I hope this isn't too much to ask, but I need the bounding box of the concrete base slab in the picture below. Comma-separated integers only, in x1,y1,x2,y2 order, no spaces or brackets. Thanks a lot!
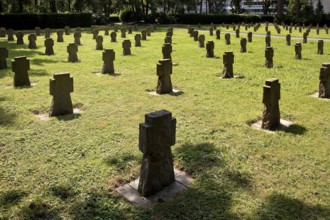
310,92,330,101
115,168,193,208
147,89,181,96
34,108,81,121
251,119,294,133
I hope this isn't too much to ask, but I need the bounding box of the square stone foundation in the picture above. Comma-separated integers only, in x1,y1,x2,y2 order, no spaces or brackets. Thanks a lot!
310,92,330,101
251,119,294,133
147,89,181,96
115,168,193,208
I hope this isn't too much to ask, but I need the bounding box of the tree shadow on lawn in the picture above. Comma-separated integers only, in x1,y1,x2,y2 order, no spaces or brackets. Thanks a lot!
0,105,17,126
0,190,28,209
252,193,330,219
284,124,307,135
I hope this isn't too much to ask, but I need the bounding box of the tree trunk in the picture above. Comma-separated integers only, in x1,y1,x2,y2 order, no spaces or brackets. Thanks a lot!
199,0,203,14
19,0,24,13
0,1,3,12
68,0,71,11
277,0,284,17
50,0,57,13
295,0,301,17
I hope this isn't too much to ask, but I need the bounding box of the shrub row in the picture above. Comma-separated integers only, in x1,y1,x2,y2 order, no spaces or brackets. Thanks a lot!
275,14,330,26
0,13,92,30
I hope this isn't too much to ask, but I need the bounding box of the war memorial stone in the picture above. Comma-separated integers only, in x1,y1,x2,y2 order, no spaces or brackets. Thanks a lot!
12,56,31,87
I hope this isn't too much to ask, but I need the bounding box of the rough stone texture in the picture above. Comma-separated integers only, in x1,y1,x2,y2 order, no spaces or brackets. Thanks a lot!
265,35,271,47
0,27,6,37
146,27,151,36
35,27,41,36
216,30,220,39
265,47,274,68
12,56,31,87
121,28,126,38
188,27,194,37
166,31,173,37
156,59,173,94
206,41,214,58
28,34,37,49
318,40,324,55
247,32,252,42
193,30,198,41
225,33,230,45
96,35,103,50
64,26,70,35
198,35,205,48
101,49,115,74
303,32,308,43
222,52,234,78
162,43,172,61
74,31,81,45
122,40,131,56
261,78,281,130
7,29,15,41
92,29,99,40
286,34,291,46
57,30,64,42
138,109,176,197
110,32,117,42
295,43,302,60
164,36,172,44
16,32,24,45
240,38,247,53
114,25,119,32
135,34,142,47
319,63,330,98
128,26,133,34
49,72,74,117
141,30,147,40
235,29,240,38
0,47,9,69
209,27,213,36
45,38,55,55
45,28,51,38
67,43,78,62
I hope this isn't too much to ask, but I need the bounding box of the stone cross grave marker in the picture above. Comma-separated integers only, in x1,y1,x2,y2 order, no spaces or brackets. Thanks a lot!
240,38,247,53
141,30,147,40
135,34,142,47
222,52,234,78
318,40,324,55
45,28,51,38
122,40,131,55
92,29,99,40
35,27,41,36
110,32,117,42
199,35,205,48
156,59,173,94
0,47,8,69
261,78,281,130
49,72,74,117
45,38,55,55
67,43,78,62
209,27,213,36
74,31,81,45
101,49,115,74
57,30,64,42
128,26,133,34
105,27,109,35
248,32,252,42
319,63,330,98
28,33,37,49
164,36,172,44
162,43,172,61
0,27,6,37
265,47,274,68
7,29,14,41
138,109,176,197
225,33,231,45
64,26,70,35
121,28,126,38
12,56,31,87
96,35,103,50
193,30,198,41
235,29,240,38
295,42,302,60
265,35,271,47
206,41,214,58
16,32,24,45
303,32,308,43
216,30,220,39
286,34,291,46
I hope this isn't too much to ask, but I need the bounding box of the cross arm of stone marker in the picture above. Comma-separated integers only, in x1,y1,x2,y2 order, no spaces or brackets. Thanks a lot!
50,73,73,96
12,57,30,72
103,50,115,61
262,79,280,105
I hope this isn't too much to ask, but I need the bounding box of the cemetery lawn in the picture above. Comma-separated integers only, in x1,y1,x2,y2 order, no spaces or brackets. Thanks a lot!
0,25,329,219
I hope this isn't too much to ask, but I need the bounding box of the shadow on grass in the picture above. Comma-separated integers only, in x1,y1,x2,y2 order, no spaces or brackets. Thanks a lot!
55,113,81,121
0,106,17,125
0,190,28,209
18,199,60,220
104,153,139,173
0,68,11,78
253,193,330,219
284,124,307,135
49,184,76,200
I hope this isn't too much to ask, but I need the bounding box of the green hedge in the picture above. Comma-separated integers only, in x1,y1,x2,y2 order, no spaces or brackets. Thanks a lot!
171,14,274,24
0,13,92,30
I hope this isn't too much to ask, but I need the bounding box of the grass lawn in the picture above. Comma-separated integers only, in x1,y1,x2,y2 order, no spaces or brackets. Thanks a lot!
0,24,329,219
